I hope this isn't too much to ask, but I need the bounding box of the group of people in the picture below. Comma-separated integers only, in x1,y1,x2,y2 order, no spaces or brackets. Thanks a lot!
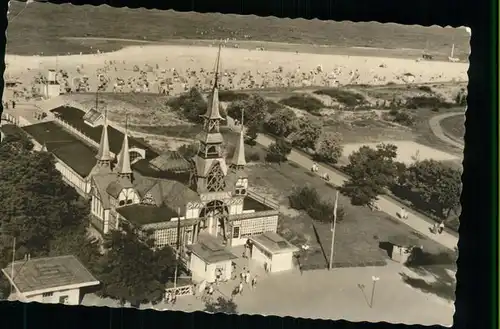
232,268,258,297
432,221,446,235
165,291,178,305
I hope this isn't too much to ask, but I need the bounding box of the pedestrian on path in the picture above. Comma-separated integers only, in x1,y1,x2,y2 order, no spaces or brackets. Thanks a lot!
438,221,445,234
239,282,244,295
251,276,258,289
245,270,251,284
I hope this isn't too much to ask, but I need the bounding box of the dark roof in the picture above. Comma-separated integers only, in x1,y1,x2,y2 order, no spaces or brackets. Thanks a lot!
2,255,99,294
244,196,274,212
0,124,26,136
187,235,238,264
50,106,158,159
150,151,191,173
132,159,191,184
116,204,178,225
22,121,97,177
250,232,299,254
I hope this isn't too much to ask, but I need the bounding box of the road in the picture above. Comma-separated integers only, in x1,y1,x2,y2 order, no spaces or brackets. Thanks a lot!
428,112,464,150
255,134,458,251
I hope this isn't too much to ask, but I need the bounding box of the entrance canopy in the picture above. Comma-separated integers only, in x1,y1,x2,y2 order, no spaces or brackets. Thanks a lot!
187,234,237,265
249,232,299,255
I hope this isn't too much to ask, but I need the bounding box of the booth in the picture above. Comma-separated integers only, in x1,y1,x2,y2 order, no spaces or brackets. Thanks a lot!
387,235,418,264
187,234,238,283
249,232,299,273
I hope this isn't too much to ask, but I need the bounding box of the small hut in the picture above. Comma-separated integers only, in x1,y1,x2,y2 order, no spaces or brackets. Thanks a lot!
387,235,419,264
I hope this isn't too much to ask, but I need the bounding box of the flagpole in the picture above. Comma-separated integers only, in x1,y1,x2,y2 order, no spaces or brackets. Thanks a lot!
329,191,339,271
173,207,181,291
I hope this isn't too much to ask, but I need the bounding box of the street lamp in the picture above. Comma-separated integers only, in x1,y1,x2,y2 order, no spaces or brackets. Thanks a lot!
370,276,380,308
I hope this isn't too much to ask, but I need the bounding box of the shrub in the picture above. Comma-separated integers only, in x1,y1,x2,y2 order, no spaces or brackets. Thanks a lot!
313,88,366,107
265,139,292,163
288,186,320,210
389,108,399,116
245,150,261,162
218,91,249,102
393,111,415,126
265,100,284,114
417,86,433,93
406,249,457,267
406,96,453,109
279,95,324,114
289,186,346,223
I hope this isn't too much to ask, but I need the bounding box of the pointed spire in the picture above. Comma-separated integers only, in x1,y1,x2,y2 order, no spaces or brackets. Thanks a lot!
231,109,246,169
95,107,112,161
115,115,132,178
201,44,224,121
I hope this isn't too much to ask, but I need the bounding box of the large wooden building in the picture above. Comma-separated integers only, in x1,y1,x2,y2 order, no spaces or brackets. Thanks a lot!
12,49,281,257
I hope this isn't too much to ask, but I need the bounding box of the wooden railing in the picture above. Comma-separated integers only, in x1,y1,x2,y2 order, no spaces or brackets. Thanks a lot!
247,190,280,210
165,284,193,297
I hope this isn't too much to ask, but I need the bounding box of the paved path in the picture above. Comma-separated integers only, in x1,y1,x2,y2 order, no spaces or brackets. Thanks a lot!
82,262,454,326
255,134,458,251
428,112,464,150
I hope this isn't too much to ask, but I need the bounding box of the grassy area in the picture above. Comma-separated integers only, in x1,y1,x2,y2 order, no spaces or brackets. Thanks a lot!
279,95,324,115
246,162,451,270
7,2,470,56
439,114,465,140
314,88,366,107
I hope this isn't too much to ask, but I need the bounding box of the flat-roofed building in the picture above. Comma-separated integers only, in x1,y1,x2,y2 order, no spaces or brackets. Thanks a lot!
1,255,100,305
249,232,300,273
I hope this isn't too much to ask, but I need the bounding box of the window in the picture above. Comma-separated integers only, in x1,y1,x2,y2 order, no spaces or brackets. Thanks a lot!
59,296,69,304
119,200,125,206
126,199,133,204
42,292,53,298
233,226,240,239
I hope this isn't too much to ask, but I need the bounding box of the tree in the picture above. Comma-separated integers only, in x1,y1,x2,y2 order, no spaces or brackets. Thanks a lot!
402,160,462,218
96,225,179,306
204,296,238,314
167,87,207,123
0,150,89,255
341,144,400,206
177,143,198,158
290,117,322,151
315,132,343,164
227,94,268,128
265,139,292,163
264,108,298,137
244,124,259,146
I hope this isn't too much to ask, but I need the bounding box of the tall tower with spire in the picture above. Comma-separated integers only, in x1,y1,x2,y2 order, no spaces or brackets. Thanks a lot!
92,106,113,174
114,115,133,187
193,45,228,193
230,110,249,196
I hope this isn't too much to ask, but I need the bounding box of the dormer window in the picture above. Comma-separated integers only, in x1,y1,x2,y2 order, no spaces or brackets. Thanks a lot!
126,199,133,204
119,200,125,206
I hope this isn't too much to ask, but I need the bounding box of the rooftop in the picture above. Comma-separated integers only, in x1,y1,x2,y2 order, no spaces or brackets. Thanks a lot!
132,158,191,184
250,232,299,255
116,204,178,226
243,196,274,212
188,234,238,264
22,121,97,177
50,106,158,159
2,255,99,294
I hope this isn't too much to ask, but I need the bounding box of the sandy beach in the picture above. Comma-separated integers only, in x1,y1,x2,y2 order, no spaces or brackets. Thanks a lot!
5,44,469,97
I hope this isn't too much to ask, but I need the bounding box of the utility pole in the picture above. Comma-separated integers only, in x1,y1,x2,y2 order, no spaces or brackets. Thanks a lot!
329,191,339,271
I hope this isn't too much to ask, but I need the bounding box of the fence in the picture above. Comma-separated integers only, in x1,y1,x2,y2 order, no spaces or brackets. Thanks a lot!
247,189,280,210
53,117,116,157
165,284,193,297
1,112,20,126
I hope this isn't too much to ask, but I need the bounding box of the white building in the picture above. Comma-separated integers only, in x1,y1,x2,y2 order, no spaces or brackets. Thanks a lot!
249,232,299,273
188,234,237,283
2,255,100,305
